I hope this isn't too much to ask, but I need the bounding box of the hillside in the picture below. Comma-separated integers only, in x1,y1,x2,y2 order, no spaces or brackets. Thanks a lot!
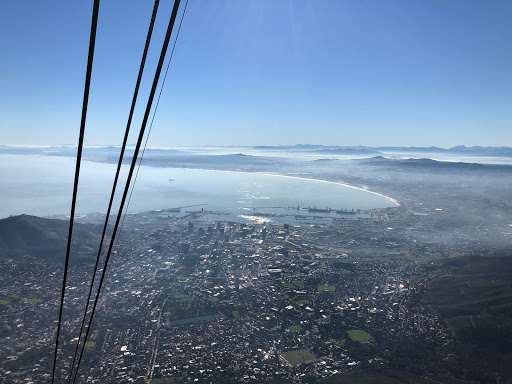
421,256,512,383
0,214,99,261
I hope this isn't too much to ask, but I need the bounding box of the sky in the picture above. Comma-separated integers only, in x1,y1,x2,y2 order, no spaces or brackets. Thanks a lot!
0,0,511,148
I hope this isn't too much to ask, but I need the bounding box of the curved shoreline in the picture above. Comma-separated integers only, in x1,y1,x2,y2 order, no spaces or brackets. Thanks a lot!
166,166,399,207
258,172,400,207
76,158,398,207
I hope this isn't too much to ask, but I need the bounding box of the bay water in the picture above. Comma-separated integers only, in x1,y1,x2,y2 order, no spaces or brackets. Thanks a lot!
0,154,397,224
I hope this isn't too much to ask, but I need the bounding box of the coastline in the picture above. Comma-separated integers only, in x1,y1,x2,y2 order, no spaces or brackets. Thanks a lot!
162,166,400,208
0,154,400,219
258,172,400,207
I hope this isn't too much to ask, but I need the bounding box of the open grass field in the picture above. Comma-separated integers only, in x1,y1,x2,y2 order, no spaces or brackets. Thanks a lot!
231,310,241,318
288,325,302,333
281,349,317,367
352,247,390,255
317,284,336,292
346,329,372,342
25,298,42,304
283,280,305,289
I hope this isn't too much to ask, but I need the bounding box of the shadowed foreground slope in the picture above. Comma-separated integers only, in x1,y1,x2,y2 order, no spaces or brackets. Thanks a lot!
0,214,99,261
421,255,512,383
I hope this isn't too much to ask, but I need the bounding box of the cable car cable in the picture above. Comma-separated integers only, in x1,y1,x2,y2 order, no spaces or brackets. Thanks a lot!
71,1,182,381
67,0,161,381
51,1,100,383
115,0,189,254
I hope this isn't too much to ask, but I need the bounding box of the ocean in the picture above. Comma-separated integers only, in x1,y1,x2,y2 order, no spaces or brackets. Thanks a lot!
0,154,398,224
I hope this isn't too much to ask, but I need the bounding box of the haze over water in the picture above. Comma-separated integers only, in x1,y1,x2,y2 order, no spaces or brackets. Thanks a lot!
0,154,397,224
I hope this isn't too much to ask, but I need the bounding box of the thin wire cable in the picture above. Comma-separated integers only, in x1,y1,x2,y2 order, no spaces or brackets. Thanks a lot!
67,0,161,381
71,2,182,382
51,1,100,383
114,0,189,254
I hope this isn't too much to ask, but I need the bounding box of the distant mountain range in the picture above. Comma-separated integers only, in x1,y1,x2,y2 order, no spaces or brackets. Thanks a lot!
313,148,381,156
2,145,512,173
358,156,512,173
3,144,512,152
374,145,512,157
2,144,512,157
253,144,512,157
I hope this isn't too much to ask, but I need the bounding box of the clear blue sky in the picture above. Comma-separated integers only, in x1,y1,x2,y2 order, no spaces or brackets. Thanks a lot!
0,0,511,147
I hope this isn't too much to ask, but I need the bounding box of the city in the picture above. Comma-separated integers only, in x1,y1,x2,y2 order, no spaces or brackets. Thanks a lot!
0,204,469,383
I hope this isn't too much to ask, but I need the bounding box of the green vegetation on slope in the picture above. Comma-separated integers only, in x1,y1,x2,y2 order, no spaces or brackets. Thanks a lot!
0,214,99,262
422,255,512,351
321,369,475,384
421,255,512,383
